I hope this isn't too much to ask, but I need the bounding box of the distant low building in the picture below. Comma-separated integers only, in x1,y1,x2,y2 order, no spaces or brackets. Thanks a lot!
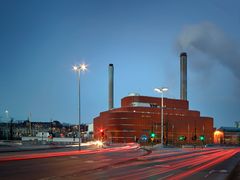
86,123,94,141
235,121,240,128
0,120,89,140
214,127,240,145
36,132,50,138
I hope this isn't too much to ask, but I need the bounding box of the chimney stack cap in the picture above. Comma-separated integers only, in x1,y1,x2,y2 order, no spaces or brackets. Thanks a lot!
180,52,187,57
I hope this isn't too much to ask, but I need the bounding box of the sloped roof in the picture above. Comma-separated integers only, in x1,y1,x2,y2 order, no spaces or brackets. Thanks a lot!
219,127,240,132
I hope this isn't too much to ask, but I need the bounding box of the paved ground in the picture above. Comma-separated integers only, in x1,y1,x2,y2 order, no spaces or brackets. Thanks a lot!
1,141,240,179
0,143,75,153
227,160,240,180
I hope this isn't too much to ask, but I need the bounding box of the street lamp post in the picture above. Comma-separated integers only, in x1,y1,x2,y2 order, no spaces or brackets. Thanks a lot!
5,110,9,140
172,124,174,144
154,87,168,147
73,64,87,150
5,110,9,119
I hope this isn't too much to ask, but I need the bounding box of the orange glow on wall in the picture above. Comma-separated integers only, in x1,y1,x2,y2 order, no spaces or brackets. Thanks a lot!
214,130,224,144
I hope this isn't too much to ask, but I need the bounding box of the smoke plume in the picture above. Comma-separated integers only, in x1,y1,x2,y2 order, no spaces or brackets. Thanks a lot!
176,22,240,81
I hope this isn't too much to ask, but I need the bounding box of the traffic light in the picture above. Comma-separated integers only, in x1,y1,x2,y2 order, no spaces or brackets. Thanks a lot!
199,135,205,141
150,132,155,138
192,135,197,141
178,136,186,141
100,129,104,138
150,132,155,142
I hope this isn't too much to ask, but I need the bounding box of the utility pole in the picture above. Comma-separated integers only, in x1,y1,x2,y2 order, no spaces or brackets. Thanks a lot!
29,112,32,136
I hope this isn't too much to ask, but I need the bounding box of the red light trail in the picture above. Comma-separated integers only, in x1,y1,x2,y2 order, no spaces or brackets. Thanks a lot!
0,143,139,162
0,145,239,180
169,148,240,180
106,148,240,180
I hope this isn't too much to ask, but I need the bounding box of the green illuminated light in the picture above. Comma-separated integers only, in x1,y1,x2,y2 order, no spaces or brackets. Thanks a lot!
150,133,155,138
199,135,205,141
179,136,186,141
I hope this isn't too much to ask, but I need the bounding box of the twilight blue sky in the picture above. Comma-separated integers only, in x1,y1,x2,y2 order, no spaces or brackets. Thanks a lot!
0,0,240,128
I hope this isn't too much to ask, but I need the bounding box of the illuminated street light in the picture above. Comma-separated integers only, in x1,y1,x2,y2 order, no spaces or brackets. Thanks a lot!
154,87,168,93
154,87,168,147
72,63,87,150
5,110,9,119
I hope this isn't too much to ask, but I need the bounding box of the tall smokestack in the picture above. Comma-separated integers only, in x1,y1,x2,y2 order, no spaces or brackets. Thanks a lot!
109,64,114,109
180,52,187,100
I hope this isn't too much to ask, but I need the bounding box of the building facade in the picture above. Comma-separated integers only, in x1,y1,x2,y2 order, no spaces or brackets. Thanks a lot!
0,120,88,140
94,95,214,145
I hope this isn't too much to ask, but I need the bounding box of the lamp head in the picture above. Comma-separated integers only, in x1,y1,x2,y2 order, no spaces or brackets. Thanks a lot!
80,63,87,71
73,63,88,72
161,87,168,92
73,65,78,71
154,87,168,93
154,88,161,93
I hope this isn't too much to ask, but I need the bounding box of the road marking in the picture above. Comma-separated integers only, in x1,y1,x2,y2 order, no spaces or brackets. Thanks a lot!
85,160,95,163
100,158,112,162
84,159,112,163
158,173,174,179
154,164,171,168
69,156,79,159
204,169,228,178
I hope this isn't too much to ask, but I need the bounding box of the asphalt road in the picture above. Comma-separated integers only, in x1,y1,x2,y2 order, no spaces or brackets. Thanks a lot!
0,145,239,180
0,144,145,180
76,147,240,180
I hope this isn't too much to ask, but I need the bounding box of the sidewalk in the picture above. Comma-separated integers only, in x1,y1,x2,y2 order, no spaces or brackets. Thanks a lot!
0,140,73,153
0,141,138,153
227,156,240,180
0,144,69,153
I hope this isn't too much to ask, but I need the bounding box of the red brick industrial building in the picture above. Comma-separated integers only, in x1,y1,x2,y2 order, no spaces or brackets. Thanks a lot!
94,95,214,145
94,53,214,145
